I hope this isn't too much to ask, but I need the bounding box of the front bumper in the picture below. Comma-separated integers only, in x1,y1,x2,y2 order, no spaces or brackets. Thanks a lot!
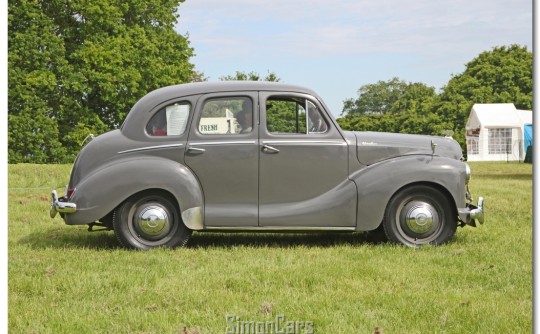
50,190,77,218
458,197,485,227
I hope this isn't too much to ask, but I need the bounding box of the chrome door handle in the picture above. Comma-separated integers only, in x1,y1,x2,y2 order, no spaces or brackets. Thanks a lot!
187,146,206,153
262,145,280,154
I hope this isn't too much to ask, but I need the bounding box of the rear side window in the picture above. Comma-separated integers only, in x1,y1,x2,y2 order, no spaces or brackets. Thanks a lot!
147,102,191,136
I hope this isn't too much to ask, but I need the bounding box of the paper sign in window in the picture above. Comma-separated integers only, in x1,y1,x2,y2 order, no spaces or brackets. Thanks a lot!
166,104,190,135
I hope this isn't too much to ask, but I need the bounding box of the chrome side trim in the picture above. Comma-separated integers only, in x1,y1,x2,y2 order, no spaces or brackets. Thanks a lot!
189,141,257,146
262,140,346,145
203,226,356,232
118,143,184,154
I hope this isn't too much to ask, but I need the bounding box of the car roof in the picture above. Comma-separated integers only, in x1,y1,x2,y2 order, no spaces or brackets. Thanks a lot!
121,81,327,139
142,81,319,103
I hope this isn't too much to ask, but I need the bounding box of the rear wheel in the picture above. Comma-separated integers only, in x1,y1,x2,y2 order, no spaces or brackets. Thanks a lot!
113,192,192,250
383,185,456,247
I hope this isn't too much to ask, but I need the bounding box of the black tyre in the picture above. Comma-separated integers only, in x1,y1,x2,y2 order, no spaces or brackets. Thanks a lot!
383,185,457,247
113,191,192,250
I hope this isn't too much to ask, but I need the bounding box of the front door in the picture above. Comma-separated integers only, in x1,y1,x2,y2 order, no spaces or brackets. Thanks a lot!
258,92,356,227
185,92,259,227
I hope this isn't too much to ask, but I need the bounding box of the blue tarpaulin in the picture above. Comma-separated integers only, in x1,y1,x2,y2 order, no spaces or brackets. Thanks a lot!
524,124,533,163
524,124,533,150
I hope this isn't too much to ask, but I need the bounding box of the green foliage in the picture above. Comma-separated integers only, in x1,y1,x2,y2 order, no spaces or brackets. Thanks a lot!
435,44,533,149
342,77,436,116
8,0,196,163
341,45,532,154
220,70,281,82
339,78,447,136
266,100,307,134
338,110,452,137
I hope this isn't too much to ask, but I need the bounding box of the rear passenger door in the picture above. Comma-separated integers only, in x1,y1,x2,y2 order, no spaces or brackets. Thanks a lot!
185,92,259,227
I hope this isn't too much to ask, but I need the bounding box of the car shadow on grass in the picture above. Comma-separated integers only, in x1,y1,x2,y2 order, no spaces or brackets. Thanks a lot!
17,225,120,250
188,231,388,248
17,225,389,250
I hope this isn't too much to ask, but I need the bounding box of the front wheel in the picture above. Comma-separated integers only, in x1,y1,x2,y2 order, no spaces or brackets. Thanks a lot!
383,185,457,247
113,192,192,250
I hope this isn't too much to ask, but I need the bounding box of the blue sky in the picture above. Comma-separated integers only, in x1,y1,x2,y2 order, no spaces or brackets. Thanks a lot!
175,0,532,117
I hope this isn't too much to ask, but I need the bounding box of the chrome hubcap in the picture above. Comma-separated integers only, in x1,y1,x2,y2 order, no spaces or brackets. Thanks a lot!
400,200,440,236
134,204,171,241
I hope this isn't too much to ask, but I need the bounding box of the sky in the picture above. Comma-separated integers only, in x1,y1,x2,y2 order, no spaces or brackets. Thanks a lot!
175,0,532,117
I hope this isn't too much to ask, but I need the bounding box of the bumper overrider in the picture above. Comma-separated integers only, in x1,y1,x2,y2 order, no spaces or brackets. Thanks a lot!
50,190,77,218
458,197,485,227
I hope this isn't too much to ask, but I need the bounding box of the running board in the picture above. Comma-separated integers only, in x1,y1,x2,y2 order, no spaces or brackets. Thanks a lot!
201,226,357,232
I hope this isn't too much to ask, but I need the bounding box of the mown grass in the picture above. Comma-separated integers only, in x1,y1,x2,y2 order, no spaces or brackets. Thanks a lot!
8,162,532,333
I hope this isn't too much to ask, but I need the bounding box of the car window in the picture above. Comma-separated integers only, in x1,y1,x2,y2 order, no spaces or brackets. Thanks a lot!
146,102,190,136
266,97,328,134
307,102,329,134
199,97,253,135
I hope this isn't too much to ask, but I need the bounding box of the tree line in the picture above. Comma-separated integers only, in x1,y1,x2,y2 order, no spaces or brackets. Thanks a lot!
8,0,532,163
337,45,532,152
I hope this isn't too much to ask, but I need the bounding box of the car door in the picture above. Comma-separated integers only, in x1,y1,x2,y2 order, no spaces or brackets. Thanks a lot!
258,92,357,227
185,92,259,227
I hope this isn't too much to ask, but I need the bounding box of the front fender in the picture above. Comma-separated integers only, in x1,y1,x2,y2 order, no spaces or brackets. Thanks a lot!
351,155,467,231
64,156,204,230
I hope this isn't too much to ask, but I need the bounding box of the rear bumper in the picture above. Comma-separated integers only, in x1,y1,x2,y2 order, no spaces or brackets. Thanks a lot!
458,197,485,227
50,190,77,218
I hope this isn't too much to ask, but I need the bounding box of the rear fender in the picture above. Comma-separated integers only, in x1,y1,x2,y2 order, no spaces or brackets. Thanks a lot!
64,157,204,230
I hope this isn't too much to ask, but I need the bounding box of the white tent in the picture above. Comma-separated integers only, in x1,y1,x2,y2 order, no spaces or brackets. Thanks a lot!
466,103,532,161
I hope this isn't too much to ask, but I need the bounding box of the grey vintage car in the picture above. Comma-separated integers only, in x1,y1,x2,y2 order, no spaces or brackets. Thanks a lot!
50,81,484,249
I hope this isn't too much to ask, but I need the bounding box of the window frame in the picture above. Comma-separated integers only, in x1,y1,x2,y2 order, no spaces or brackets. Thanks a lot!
488,127,512,155
265,95,329,136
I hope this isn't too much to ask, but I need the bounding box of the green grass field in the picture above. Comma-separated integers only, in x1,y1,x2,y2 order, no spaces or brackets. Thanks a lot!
8,162,532,333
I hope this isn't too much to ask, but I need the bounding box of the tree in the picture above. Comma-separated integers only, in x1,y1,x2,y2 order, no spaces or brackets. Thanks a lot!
8,0,69,163
8,0,197,163
435,44,532,149
220,71,280,82
341,77,436,116
339,45,532,153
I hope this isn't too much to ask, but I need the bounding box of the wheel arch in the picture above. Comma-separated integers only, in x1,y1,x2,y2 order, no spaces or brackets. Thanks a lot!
65,156,204,230
352,155,465,231
390,181,458,216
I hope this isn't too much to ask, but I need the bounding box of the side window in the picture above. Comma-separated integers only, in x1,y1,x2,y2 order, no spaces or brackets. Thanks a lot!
199,97,253,135
307,102,329,134
147,102,190,136
266,97,328,134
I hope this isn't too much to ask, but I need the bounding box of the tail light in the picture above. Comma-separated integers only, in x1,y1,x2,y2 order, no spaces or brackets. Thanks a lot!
66,188,76,199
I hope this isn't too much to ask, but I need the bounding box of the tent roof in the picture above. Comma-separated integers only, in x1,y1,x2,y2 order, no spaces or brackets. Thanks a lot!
470,103,532,128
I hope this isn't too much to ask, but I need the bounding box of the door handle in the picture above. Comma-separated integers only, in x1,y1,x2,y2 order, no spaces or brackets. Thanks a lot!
187,146,206,154
262,145,280,154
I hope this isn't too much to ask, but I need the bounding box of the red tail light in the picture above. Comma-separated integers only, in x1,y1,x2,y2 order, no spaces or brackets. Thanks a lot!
66,188,76,199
